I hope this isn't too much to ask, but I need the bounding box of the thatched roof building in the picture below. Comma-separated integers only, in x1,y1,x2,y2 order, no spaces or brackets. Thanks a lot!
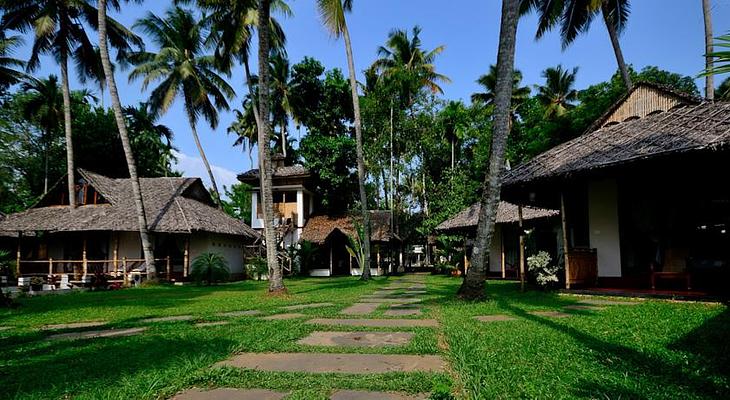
0,169,259,239
435,202,558,233
301,210,401,244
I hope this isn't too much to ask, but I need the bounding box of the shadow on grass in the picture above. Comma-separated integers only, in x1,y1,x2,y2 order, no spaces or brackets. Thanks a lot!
492,297,729,399
1,332,236,399
668,307,730,376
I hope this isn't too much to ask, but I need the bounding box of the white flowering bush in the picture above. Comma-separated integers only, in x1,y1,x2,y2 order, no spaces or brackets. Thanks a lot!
527,251,560,288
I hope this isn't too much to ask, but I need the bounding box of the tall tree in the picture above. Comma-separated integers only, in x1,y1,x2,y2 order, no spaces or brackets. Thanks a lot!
270,50,292,157
316,0,372,280
228,97,258,167
536,65,579,118
702,0,714,100
257,0,286,293
472,65,530,110
459,0,521,299
98,0,157,278
1,0,139,208
0,32,25,89
704,33,730,75
524,0,633,90
129,6,235,205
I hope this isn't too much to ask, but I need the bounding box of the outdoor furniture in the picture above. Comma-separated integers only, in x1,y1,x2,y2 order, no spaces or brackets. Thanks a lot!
567,248,598,286
650,248,691,290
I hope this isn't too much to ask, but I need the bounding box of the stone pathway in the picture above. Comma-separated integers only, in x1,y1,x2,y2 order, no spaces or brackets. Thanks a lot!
216,310,262,318
474,315,517,322
216,352,445,373
298,331,414,347
307,318,439,328
330,390,428,400
195,321,230,328
579,299,641,306
340,302,380,315
282,302,335,311
564,304,605,311
261,313,306,320
529,311,571,318
47,327,147,341
173,388,287,400
140,315,194,323
41,321,107,330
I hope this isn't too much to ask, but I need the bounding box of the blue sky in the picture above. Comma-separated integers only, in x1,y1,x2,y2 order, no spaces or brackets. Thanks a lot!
12,0,730,191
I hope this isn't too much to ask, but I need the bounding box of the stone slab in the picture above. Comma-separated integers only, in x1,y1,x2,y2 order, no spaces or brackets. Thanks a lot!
529,311,571,318
173,388,287,400
297,331,414,347
47,327,147,341
564,305,605,311
308,318,438,328
474,315,517,322
217,310,262,318
331,390,428,400
217,352,445,374
0,326,12,332
403,290,427,295
341,303,380,315
282,302,335,311
578,299,640,306
140,315,194,323
262,313,306,320
195,321,230,328
41,321,107,330
384,308,422,316
358,297,422,304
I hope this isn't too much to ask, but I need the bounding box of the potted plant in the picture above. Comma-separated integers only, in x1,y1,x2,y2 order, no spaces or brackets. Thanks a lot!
30,276,44,291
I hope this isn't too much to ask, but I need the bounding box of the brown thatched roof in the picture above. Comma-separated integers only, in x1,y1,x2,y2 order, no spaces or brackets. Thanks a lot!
0,169,260,239
435,202,558,233
301,210,401,244
237,165,310,183
502,101,730,186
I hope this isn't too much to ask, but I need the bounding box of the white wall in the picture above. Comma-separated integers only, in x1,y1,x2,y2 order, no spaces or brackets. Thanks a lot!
193,233,245,277
588,179,622,277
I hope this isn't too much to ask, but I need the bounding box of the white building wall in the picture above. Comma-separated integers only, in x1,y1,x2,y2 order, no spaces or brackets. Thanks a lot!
189,233,245,277
588,179,622,277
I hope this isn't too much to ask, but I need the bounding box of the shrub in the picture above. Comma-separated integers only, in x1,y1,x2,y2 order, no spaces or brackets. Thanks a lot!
295,241,319,275
245,256,268,280
0,249,14,279
527,251,560,288
190,252,230,285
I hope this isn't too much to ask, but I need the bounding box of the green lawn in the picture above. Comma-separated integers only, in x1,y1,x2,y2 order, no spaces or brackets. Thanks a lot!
0,276,727,399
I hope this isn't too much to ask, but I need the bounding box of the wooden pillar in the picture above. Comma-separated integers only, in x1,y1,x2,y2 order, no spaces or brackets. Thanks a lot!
560,193,571,290
112,233,119,276
122,257,128,286
15,233,21,279
377,250,381,276
183,237,190,277
48,258,53,277
518,205,526,292
166,256,171,279
329,245,333,276
500,229,506,279
349,253,353,275
463,236,469,274
82,236,88,278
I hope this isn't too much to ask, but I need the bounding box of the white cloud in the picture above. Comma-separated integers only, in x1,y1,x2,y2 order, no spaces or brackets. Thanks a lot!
172,151,239,198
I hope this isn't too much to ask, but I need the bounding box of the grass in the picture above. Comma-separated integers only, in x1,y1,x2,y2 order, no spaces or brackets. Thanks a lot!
0,276,728,399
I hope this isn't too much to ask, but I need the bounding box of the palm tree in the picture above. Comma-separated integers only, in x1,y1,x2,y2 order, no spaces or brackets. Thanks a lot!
0,32,25,89
317,0,372,280
536,65,579,118
472,64,530,119
704,33,730,75
257,0,286,292
129,7,236,206
440,101,468,169
702,0,714,100
1,0,140,208
123,102,177,176
523,0,633,90
270,50,292,157
20,75,63,193
718,76,730,100
228,97,259,167
458,0,521,300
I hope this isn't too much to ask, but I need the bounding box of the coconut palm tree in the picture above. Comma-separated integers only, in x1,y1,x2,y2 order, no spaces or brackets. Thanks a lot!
129,7,236,206
270,50,292,157
702,0,714,100
536,65,579,118
97,0,158,278
718,76,730,100
316,0,372,280
472,64,530,124
123,102,176,176
257,0,286,292
440,101,468,169
0,32,25,89
1,0,141,208
228,97,259,167
704,33,730,76
522,0,633,90
458,0,521,300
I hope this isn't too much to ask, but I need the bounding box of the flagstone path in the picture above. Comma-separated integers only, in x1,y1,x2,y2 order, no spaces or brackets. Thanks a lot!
297,331,414,347
261,313,306,320
330,390,428,400
41,321,107,330
281,302,335,311
173,388,287,400
340,302,380,315
140,315,194,323
216,352,445,373
216,310,262,318
47,327,147,341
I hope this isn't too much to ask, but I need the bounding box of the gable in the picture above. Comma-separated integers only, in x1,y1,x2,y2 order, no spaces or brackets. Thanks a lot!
600,85,687,128
35,174,109,208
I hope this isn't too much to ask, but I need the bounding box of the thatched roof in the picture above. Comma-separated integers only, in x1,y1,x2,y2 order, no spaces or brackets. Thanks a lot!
502,100,730,186
301,210,401,244
238,165,310,183
435,202,558,233
0,169,260,238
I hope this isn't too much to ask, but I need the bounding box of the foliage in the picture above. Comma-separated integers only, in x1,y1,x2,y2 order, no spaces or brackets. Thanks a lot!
190,252,230,285
527,251,560,288
0,249,12,278
220,183,252,224
245,256,268,281
295,240,319,274
704,33,730,76
345,221,367,271
718,77,730,101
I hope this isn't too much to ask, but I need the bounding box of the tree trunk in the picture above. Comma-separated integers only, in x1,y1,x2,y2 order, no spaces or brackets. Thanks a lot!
44,125,50,193
342,23,372,281
458,0,521,300
59,52,76,208
389,103,394,213
98,0,157,278
703,0,714,100
258,0,286,293
244,59,261,126
184,95,221,207
281,121,287,157
602,5,632,91
451,138,455,169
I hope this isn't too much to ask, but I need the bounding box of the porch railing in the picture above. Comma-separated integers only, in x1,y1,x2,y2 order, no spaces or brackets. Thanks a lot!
16,257,184,286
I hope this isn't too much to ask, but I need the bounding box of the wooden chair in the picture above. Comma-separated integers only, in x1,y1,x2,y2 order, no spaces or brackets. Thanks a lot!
650,247,692,290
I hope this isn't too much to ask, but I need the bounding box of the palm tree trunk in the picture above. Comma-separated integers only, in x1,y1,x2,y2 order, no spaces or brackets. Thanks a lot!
458,0,521,299
258,0,286,293
602,6,632,91
244,59,261,126
98,0,156,278
389,103,394,213
44,125,50,193
281,122,287,157
59,53,76,208
342,23,372,281
703,0,714,100
183,96,221,207
451,138,455,169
